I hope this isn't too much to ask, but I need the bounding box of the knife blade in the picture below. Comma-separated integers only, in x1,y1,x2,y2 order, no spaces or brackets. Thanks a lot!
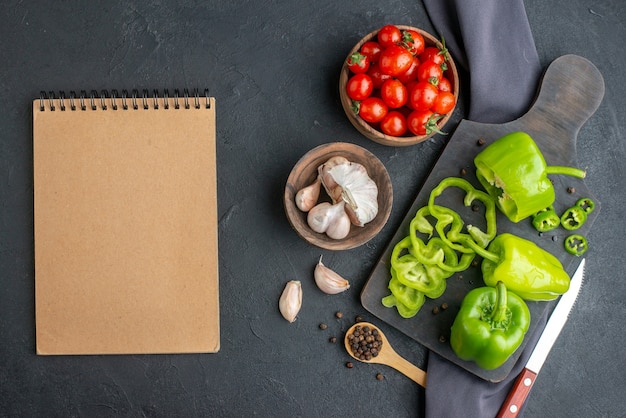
496,258,585,417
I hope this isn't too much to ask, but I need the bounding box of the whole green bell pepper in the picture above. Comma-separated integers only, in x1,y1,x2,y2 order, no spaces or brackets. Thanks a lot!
450,281,530,370
474,132,586,223
479,233,570,301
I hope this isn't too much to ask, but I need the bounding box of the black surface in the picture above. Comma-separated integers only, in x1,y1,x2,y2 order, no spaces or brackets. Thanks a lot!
1,1,624,417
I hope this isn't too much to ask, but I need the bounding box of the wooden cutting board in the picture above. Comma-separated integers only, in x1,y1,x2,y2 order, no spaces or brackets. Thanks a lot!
361,55,605,382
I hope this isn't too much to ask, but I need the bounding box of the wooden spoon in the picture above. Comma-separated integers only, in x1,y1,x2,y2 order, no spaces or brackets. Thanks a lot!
344,322,427,387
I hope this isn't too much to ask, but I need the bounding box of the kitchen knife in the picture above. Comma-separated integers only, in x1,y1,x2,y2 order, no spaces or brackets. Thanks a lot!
496,258,586,417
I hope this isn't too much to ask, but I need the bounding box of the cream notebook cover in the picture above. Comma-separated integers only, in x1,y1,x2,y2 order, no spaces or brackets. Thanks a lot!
33,90,219,355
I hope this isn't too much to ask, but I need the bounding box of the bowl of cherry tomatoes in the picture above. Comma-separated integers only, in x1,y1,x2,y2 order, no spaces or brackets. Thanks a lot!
339,24,459,146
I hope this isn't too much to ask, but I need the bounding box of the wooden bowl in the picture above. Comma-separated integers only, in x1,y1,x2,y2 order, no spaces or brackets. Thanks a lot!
339,25,459,147
284,142,393,250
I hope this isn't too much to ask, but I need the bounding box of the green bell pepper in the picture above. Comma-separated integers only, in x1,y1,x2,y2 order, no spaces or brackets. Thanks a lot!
474,132,586,223
479,233,570,301
450,281,530,370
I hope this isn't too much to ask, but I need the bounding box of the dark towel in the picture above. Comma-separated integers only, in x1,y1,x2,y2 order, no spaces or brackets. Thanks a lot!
422,1,545,416
423,0,542,124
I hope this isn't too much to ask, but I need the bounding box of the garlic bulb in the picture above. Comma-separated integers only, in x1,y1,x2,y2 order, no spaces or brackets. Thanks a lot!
279,280,302,323
318,158,378,227
314,255,350,294
295,177,321,212
307,201,351,240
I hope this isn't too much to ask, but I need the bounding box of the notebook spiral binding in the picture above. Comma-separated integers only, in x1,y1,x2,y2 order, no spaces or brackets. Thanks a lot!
39,88,211,112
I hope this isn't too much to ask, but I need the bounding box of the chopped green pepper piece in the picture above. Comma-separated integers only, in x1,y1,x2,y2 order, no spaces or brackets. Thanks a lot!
390,237,450,298
480,233,571,301
382,294,421,319
387,276,426,312
450,281,531,370
576,197,595,214
409,205,475,271
564,234,588,256
474,132,586,223
427,177,497,252
560,205,587,230
532,209,560,232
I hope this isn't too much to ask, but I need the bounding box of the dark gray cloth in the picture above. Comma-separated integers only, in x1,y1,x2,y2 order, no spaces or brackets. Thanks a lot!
423,0,542,124
422,0,545,416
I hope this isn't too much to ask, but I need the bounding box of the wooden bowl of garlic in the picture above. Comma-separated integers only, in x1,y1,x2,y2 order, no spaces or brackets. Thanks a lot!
284,142,393,250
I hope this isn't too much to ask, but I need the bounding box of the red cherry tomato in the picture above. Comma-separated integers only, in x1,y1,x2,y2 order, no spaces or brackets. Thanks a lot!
419,46,447,66
377,24,402,48
360,41,383,63
409,81,439,111
438,77,452,92
346,52,370,74
380,111,408,137
379,44,414,76
346,73,374,101
401,29,425,56
396,56,420,84
380,79,408,109
367,63,393,88
407,109,438,136
358,97,388,123
417,60,443,83
431,91,456,114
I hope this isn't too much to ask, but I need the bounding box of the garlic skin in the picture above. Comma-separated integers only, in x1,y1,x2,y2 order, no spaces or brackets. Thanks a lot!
307,201,351,240
314,256,350,294
318,158,379,227
279,280,302,323
318,156,350,202
295,177,321,212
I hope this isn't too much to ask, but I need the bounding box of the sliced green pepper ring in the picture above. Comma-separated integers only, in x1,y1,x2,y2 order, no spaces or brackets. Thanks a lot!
532,209,560,232
564,234,588,256
576,197,595,214
561,205,587,230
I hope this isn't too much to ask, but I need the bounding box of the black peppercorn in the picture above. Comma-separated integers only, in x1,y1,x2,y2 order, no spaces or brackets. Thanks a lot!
347,324,384,361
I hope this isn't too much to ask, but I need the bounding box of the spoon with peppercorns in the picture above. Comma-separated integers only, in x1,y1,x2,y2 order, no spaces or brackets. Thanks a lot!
344,322,427,387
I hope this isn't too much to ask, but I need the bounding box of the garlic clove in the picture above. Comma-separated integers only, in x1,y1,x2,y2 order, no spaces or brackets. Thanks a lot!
307,201,351,240
318,156,350,203
326,207,351,240
295,177,321,212
314,255,350,294
279,280,302,323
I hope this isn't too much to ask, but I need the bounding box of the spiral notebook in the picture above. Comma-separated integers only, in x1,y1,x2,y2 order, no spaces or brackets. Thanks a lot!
33,89,220,355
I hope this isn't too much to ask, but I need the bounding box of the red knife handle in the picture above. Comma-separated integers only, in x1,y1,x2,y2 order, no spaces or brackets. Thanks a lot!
496,368,538,417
